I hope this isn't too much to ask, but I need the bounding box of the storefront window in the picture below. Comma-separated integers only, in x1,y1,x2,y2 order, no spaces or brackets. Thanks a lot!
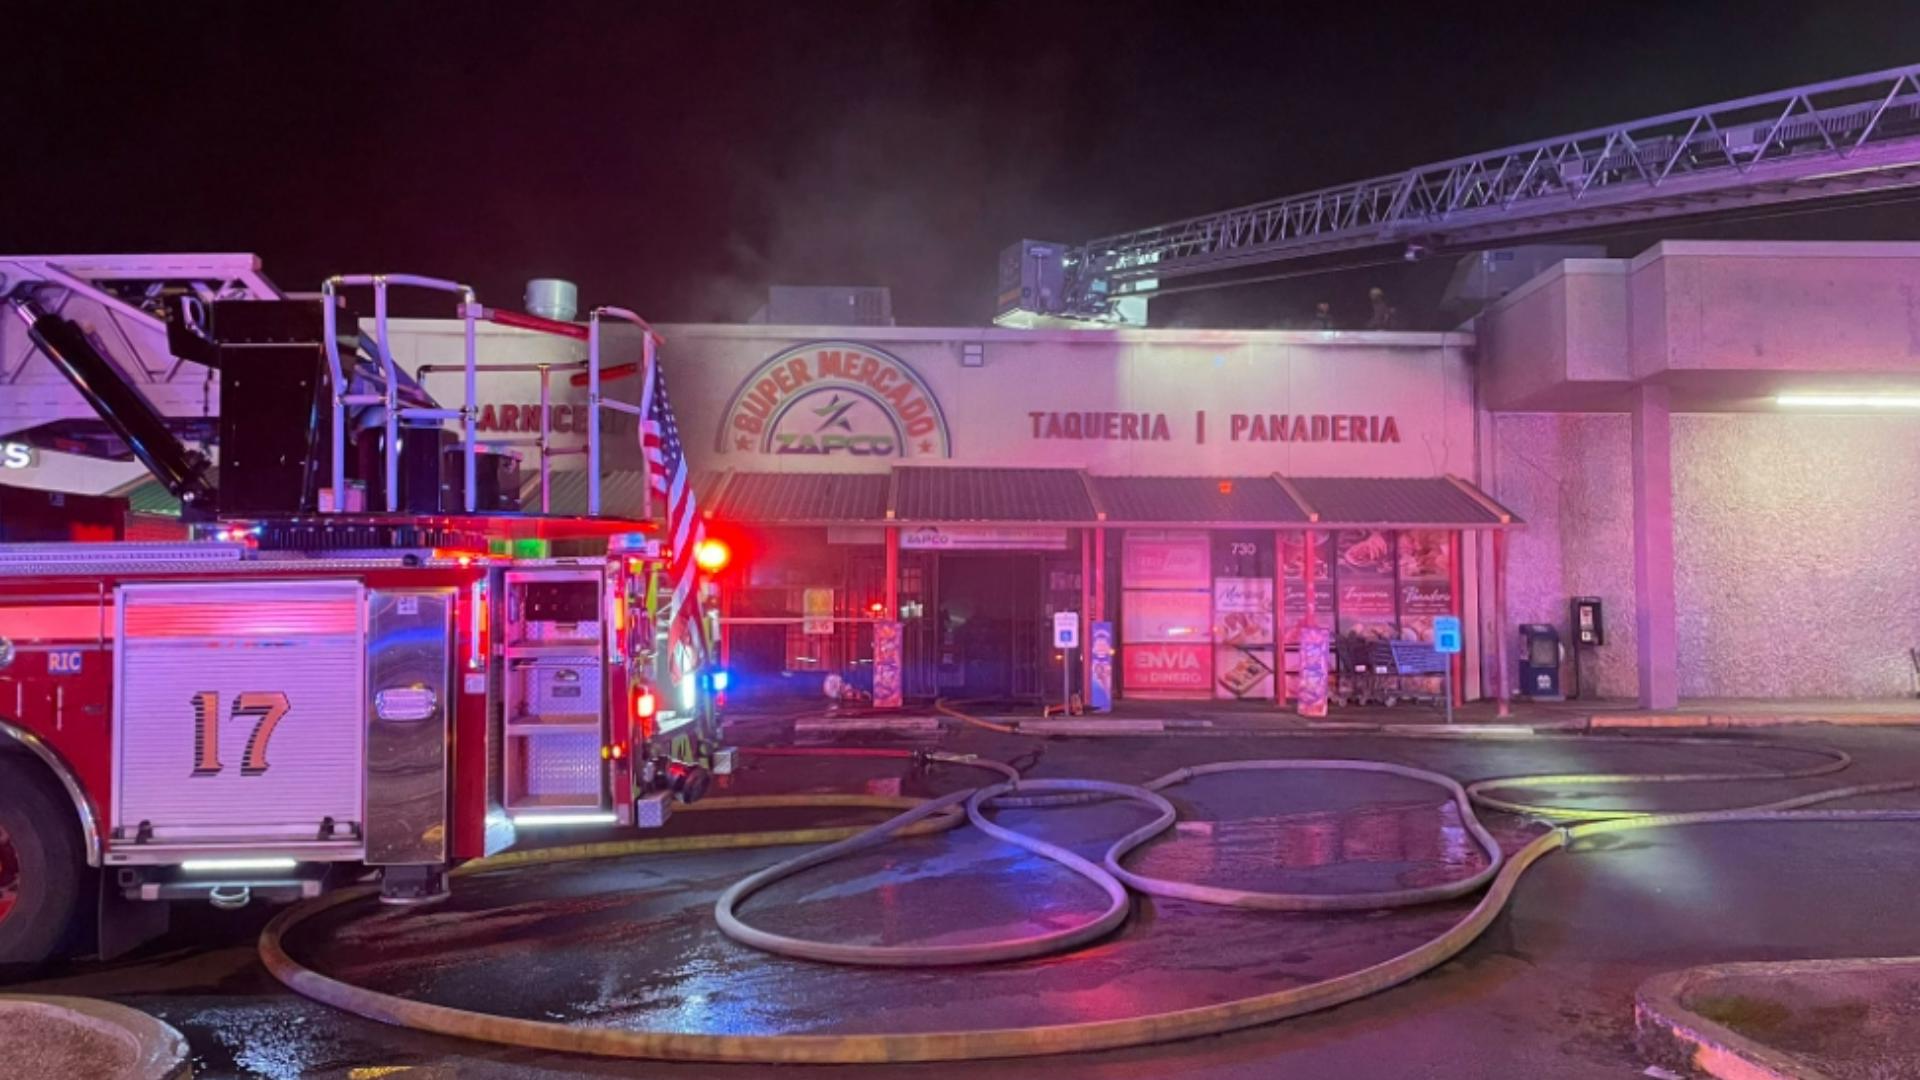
1120,531,1213,698
1273,529,1456,700
1211,532,1275,701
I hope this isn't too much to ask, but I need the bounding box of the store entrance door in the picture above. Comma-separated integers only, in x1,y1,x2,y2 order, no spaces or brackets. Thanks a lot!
934,553,1044,700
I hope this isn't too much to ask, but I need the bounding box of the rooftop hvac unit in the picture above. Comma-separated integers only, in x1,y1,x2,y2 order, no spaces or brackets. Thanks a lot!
750,286,895,327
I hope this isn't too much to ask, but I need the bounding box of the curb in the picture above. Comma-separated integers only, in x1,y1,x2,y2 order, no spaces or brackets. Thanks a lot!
794,716,943,736
1592,712,1920,730
0,994,191,1079
1634,957,1920,1080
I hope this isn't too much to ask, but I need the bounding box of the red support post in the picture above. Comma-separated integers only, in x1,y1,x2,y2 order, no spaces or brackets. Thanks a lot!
1492,527,1511,718
1094,527,1107,620
1273,529,1287,706
1080,528,1093,705
1303,529,1319,629
1448,529,1464,708
884,527,899,619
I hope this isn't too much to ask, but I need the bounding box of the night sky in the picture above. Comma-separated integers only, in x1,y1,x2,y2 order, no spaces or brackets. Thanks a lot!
5,2,1919,328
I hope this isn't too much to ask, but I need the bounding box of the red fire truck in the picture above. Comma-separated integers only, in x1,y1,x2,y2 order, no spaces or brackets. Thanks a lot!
0,264,725,971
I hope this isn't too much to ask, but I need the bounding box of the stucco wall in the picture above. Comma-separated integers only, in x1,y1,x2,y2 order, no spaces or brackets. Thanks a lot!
392,322,1482,481
1493,410,1920,699
1640,245,1920,375
1490,413,1638,699
1671,412,1920,697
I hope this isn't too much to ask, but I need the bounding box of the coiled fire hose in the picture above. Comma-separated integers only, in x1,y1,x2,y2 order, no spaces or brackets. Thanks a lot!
260,729,1920,1064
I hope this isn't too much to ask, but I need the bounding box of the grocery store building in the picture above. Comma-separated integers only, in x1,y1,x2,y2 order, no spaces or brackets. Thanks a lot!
645,239,1920,709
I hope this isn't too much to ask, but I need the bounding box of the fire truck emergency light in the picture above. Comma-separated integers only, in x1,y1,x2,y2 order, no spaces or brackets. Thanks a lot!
694,538,732,572
632,687,658,720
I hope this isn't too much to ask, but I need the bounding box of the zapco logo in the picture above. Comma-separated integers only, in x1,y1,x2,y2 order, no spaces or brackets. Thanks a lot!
716,342,952,458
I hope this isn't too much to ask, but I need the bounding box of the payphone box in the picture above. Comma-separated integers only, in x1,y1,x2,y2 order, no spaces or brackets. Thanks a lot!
1572,597,1604,646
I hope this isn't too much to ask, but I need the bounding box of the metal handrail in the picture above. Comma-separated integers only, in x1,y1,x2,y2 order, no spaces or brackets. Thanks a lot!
415,359,594,514
321,274,478,512
320,281,661,520
586,306,661,519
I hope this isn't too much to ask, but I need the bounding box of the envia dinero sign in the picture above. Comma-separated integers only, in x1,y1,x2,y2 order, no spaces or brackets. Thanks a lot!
717,342,953,458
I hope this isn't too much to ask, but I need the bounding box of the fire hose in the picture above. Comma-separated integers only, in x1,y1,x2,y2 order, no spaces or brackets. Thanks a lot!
260,729,1920,1064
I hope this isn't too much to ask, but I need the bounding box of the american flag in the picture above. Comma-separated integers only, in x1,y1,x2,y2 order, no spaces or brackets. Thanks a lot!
640,343,707,679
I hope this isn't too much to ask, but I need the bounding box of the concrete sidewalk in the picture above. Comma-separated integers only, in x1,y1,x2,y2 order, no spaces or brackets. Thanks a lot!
739,696,1920,738
1636,957,1920,1079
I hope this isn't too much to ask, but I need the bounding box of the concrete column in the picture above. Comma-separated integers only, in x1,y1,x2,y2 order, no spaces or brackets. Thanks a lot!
1630,384,1680,709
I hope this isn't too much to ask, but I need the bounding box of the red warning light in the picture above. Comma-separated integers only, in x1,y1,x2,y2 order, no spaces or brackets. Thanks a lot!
1218,480,1234,495
694,538,732,573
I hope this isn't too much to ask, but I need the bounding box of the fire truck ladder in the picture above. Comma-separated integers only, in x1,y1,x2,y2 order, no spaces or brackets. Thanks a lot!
0,253,283,440
320,275,660,517
1024,63,1920,322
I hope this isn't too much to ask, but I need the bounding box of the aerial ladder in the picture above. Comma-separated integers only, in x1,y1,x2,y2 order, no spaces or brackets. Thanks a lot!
996,63,1920,326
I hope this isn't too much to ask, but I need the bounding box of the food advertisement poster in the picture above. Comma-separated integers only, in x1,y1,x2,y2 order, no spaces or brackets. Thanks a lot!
1214,578,1275,700
1123,642,1212,694
1336,530,1398,641
1215,646,1275,700
1281,532,1332,582
1213,578,1274,644
1397,530,1453,643
1122,531,1211,590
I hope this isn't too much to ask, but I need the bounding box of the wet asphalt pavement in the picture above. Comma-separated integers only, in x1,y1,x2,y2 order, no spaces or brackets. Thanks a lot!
14,724,1920,1078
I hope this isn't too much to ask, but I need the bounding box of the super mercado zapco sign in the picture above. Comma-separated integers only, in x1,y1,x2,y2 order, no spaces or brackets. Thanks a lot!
716,342,952,458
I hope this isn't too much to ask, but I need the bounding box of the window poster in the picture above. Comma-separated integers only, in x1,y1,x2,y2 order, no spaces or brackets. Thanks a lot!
1280,532,1334,641
1122,531,1211,590
1336,530,1397,642
1396,530,1453,644
1122,531,1212,698
1214,577,1275,700
1122,589,1213,643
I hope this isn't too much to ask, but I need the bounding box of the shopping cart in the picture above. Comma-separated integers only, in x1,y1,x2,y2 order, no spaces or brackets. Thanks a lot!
1335,637,1387,705
1370,641,1449,708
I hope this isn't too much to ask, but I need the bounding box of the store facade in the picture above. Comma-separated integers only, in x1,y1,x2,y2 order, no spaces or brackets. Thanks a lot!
675,329,1510,706
407,322,1513,705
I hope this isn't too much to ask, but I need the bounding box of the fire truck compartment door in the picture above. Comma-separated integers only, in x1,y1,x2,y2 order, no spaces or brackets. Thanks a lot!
113,580,367,850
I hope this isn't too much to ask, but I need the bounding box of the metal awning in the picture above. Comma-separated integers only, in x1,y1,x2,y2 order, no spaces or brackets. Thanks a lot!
891,466,1096,523
702,471,890,524
1090,475,1310,526
672,467,1516,529
1285,476,1516,528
